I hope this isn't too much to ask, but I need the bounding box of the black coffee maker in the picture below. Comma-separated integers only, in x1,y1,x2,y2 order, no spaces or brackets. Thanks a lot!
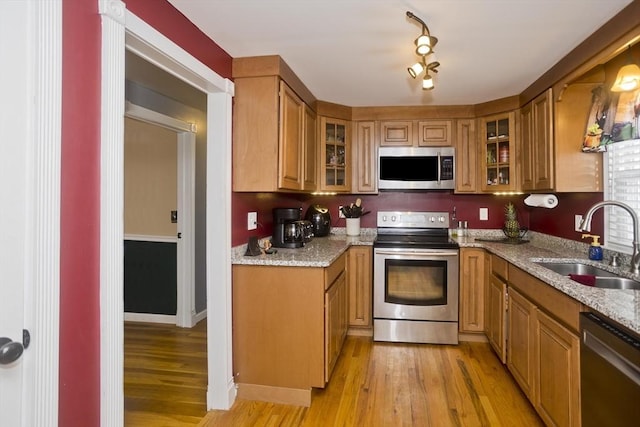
272,207,305,248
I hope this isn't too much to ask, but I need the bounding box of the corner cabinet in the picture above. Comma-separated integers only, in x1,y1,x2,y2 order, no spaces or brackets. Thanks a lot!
319,117,351,192
480,112,518,192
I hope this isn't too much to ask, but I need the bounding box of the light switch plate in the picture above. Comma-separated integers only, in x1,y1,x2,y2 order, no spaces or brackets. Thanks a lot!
575,215,584,232
247,212,257,230
479,207,489,221
338,206,345,218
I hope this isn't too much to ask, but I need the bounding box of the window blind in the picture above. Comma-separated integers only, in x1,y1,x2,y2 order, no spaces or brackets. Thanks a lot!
604,138,640,254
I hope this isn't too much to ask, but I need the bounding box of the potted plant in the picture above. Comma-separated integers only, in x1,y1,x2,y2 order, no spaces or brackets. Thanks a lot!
584,123,603,148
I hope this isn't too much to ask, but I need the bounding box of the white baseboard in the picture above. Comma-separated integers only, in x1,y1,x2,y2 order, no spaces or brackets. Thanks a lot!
124,312,177,324
193,308,207,325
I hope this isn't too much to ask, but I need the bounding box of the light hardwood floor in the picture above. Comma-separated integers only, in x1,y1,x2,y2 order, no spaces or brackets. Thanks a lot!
125,322,543,426
124,320,208,426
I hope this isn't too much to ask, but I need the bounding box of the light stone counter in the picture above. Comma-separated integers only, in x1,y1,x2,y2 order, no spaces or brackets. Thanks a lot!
231,228,640,335
231,228,376,267
458,231,640,335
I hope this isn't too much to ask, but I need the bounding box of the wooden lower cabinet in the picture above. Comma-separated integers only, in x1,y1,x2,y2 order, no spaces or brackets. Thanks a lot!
325,271,348,379
347,246,372,328
459,248,485,333
486,272,507,363
507,287,537,401
506,264,582,427
535,310,581,427
232,253,347,406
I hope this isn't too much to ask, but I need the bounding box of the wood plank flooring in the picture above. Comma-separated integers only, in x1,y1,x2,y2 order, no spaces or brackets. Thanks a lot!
125,321,543,426
124,321,208,426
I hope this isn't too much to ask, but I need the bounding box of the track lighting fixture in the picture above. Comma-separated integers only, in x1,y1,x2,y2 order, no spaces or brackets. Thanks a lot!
610,45,640,92
406,11,440,90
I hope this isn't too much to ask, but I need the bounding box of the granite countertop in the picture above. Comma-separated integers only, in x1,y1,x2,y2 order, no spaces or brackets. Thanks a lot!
231,228,376,267
231,228,640,334
457,232,640,335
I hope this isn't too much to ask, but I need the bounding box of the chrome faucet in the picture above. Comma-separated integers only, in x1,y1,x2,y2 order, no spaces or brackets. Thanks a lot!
579,200,640,275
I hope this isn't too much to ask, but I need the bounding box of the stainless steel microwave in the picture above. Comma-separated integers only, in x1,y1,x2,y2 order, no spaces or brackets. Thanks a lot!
378,146,455,190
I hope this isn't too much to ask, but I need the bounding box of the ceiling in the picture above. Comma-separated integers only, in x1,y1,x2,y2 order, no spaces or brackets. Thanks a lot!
167,0,633,107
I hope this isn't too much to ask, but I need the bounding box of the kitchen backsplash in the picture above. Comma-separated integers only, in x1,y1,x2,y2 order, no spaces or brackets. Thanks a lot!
232,191,603,247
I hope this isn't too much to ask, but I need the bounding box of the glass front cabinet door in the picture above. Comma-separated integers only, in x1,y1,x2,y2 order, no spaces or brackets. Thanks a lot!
320,117,351,192
480,112,517,192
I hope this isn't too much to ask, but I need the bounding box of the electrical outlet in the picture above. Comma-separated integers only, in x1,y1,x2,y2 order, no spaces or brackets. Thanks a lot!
338,206,345,218
247,212,257,230
479,207,489,221
575,215,584,232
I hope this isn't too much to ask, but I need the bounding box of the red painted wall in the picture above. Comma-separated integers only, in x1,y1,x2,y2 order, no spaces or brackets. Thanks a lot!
59,1,232,424
60,1,101,425
231,191,605,247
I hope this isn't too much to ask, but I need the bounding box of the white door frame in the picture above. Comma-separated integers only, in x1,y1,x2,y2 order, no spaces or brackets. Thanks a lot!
0,1,61,426
124,103,197,328
99,1,235,424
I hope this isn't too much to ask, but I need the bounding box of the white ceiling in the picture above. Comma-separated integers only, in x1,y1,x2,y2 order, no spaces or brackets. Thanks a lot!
168,0,633,107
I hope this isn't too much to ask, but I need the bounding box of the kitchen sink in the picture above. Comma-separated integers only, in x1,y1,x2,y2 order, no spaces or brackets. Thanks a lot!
534,261,640,290
535,262,618,277
593,277,640,290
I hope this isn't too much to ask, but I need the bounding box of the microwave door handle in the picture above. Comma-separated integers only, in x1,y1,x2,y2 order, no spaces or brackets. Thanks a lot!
437,152,443,185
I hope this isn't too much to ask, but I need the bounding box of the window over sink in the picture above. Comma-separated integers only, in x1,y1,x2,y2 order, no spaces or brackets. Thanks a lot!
604,137,640,253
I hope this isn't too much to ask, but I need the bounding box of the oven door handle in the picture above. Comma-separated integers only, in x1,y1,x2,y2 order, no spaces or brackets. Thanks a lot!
374,249,459,257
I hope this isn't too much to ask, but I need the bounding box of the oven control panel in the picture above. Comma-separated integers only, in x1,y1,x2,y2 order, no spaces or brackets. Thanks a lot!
377,211,449,228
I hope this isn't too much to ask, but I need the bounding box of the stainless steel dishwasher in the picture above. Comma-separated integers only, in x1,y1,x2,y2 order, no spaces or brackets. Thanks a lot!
580,312,640,427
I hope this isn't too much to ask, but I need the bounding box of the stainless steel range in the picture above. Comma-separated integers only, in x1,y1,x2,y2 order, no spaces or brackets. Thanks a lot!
373,211,460,344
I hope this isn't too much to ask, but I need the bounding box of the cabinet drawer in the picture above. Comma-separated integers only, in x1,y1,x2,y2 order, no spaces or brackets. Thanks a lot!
491,255,508,281
325,252,347,290
508,265,582,333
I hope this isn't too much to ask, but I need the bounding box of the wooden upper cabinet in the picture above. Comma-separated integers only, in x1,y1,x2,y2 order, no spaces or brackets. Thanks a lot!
303,105,318,191
319,117,351,192
455,119,477,193
521,88,554,192
380,120,453,147
278,82,305,190
480,111,519,192
353,121,377,193
380,120,413,146
233,77,312,192
418,120,453,146
553,82,602,192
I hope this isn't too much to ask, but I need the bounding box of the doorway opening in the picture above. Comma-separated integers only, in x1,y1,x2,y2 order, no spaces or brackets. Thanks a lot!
100,6,235,422
123,104,197,327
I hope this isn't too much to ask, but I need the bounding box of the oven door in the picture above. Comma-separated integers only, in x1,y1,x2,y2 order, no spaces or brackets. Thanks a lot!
373,247,459,322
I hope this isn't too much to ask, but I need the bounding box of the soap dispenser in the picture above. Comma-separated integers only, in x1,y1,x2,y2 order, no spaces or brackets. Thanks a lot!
582,234,603,261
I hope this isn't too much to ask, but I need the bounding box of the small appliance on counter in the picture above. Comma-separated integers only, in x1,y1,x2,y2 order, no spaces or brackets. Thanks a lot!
305,204,331,237
272,207,308,248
